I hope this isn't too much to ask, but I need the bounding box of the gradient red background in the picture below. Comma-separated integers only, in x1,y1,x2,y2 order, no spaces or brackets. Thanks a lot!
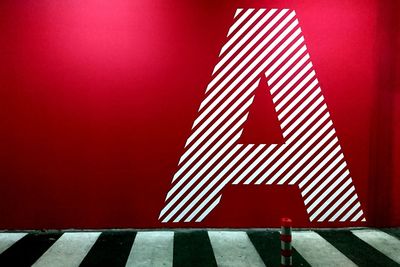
0,0,399,229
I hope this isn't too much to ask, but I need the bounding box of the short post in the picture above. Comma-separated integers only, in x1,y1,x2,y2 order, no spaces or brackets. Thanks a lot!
280,217,292,266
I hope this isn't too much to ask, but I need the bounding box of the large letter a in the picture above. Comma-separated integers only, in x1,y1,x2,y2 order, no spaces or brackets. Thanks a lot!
159,8,366,223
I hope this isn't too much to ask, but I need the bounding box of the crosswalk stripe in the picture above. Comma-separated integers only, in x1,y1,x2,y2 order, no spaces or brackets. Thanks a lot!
318,230,400,267
208,231,265,267
385,228,400,239
351,229,400,264
1,229,399,266
247,230,311,267
31,232,100,267
0,232,62,267
80,231,136,267
125,231,173,267
292,231,356,267
173,230,217,267
0,233,27,254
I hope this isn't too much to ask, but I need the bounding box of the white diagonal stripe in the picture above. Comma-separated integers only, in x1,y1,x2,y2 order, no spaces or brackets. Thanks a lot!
279,129,335,185
166,142,243,222
301,152,344,196
267,118,334,184
288,135,337,185
261,114,331,184
250,106,329,185
195,146,259,218
125,232,174,267
272,62,313,101
304,161,346,204
0,233,26,254
328,194,357,222
196,196,222,222
235,145,277,184
282,93,324,133
171,144,246,222
271,55,310,100
299,141,339,188
329,194,357,222
316,186,355,222
307,177,351,217
161,127,245,220
187,18,300,155
227,9,254,37
172,93,253,183
268,44,306,85
179,79,259,165
352,230,400,264
234,8,243,19
351,210,364,222
339,201,361,222
32,232,101,267
292,231,356,266
264,38,305,78
221,9,265,57
208,231,265,267
231,145,266,184
204,10,289,106
212,10,277,86
184,144,252,222
277,78,318,114
306,170,349,212
277,71,315,119
197,14,297,136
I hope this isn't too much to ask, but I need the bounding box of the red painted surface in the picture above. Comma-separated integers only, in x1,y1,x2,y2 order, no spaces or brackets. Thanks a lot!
0,0,399,229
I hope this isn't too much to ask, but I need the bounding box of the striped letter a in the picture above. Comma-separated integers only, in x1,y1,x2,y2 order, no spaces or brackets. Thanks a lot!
159,8,365,224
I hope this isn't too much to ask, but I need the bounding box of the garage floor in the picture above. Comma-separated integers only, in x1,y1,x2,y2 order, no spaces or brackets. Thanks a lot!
0,228,399,266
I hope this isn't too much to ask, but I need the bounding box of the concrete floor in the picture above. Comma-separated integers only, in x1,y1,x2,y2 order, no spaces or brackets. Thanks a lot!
0,228,399,266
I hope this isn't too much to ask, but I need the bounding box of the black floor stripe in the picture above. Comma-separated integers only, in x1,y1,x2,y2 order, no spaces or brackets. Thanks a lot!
79,231,136,267
317,230,399,267
173,230,217,267
0,232,62,267
383,228,400,239
247,230,310,267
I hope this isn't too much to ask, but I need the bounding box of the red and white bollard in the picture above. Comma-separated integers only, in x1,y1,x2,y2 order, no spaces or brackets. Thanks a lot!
280,217,292,266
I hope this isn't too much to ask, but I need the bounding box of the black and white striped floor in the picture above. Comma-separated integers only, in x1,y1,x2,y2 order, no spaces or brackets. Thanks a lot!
0,228,399,266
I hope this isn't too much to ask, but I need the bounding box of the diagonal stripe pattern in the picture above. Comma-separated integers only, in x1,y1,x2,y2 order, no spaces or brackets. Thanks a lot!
159,8,365,223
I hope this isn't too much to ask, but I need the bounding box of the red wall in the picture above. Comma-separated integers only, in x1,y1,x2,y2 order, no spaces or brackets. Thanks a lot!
0,0,399,229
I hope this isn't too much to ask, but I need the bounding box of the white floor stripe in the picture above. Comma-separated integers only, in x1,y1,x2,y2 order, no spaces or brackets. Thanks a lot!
352,229,400,264
208,231,265,267
292,231,356,267
125,231,174,267
31,232,101,267
0,233,26,254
